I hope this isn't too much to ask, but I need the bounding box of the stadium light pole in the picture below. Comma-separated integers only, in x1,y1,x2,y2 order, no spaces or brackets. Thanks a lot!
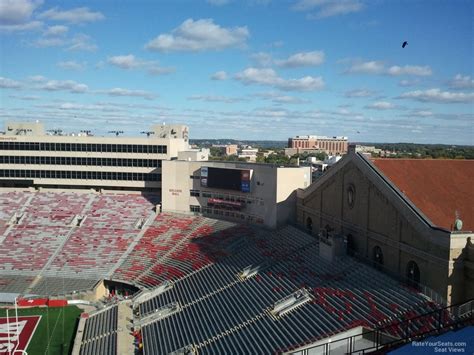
6,308,10,355
14,297,18,346
6,307,14,355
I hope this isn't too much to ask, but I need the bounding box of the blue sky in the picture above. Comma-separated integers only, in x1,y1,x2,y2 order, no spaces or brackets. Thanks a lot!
0,0,473,144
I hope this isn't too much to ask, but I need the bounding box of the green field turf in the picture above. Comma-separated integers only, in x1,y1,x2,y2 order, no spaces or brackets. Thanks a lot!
0,305,82,355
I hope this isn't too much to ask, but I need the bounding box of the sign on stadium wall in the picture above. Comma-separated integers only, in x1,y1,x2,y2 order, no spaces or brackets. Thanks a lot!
0,316,41,354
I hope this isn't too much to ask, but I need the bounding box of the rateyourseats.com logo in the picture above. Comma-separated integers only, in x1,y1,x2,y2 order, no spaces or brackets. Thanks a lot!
412,340,468,353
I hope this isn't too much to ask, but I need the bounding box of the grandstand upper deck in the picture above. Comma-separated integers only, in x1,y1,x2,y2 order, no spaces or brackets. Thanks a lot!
0,121,189,190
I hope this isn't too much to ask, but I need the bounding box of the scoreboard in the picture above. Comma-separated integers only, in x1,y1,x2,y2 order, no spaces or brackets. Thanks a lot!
201,167,252,193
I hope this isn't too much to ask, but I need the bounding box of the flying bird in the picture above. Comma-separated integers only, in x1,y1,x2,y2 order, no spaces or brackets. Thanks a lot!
402,41,408,48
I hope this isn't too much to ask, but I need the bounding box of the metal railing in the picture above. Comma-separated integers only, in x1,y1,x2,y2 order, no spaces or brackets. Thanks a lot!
288,299,474,355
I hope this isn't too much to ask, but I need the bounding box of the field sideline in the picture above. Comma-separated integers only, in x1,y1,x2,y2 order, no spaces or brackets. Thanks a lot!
0,305,82,355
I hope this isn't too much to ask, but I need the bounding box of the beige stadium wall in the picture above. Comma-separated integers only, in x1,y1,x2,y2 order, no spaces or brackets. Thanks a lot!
162,161,310,228
276,167,311,227
0,134,189,189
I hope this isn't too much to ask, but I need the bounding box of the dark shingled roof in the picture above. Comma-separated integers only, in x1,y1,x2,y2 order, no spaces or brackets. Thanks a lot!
372,159,474,231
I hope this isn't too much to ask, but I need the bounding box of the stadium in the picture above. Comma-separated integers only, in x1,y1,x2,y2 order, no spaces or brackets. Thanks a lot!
0,122,472,355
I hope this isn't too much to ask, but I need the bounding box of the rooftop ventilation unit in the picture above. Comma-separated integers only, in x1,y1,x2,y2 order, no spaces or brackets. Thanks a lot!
239,260,273,280
169,345,196,355
133,280,173,306
140,302,181,325
271,289,312,318
239,264,261,280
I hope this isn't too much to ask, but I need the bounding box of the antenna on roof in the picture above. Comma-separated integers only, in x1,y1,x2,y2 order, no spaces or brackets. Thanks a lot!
141,131,155,137
17,128,33,135
47,129,62,136
108,130,124,137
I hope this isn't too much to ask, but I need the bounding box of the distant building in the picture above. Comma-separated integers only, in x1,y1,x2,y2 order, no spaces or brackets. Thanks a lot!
355,145,382,156
288,135,348,155
284,148,322,157
211,144,238,156
324,155,342,166
238,146,259,162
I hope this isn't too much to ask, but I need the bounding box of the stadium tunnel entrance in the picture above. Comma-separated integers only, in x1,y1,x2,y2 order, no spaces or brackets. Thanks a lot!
104,279,140,299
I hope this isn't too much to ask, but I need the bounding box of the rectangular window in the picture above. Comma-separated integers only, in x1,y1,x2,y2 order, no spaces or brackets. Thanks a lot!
190,189,200,197
190,205,201,213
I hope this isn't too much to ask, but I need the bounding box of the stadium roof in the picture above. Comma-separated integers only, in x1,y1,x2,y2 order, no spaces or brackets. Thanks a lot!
372,159,474,232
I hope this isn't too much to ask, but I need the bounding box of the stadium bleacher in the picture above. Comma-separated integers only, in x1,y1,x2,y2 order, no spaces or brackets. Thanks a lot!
113,214,254,288
79,305,119,355
136,225,440,355
0,191,158,295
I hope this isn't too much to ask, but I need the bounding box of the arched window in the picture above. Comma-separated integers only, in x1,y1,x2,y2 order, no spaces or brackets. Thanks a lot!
373,246,384,269
306,217,313,232
406,260,420,288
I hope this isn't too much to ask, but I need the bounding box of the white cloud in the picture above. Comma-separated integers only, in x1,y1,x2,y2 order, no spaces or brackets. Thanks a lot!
67,33,97,51
0,19,42,32
386,65,432,76
0,76,23,89
276,50,325,68
9,94,40,100
188,95,245,103
256,91,310,104
398,79,420,87
251,52,274,67
43,25,68,36
293,0,364,19
211,71,228,80
449,74,474,89
38,6,104,24
101,88,156,100
145,18,249,52
28,75,46,82
365,101,395,110
235,67,324,91
107,54,174,75
33,33,97,50
33,36,66,47
399,88,474,103
346,60,432,77
345,89,374,97
0,0,42,25
411,110,433,117
346,60,384,74
207,0,231,5
39,79,88,93
107,54,141,69
57,60,85,71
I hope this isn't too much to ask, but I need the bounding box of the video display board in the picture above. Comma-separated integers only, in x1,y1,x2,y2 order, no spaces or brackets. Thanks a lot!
201,167,251,193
